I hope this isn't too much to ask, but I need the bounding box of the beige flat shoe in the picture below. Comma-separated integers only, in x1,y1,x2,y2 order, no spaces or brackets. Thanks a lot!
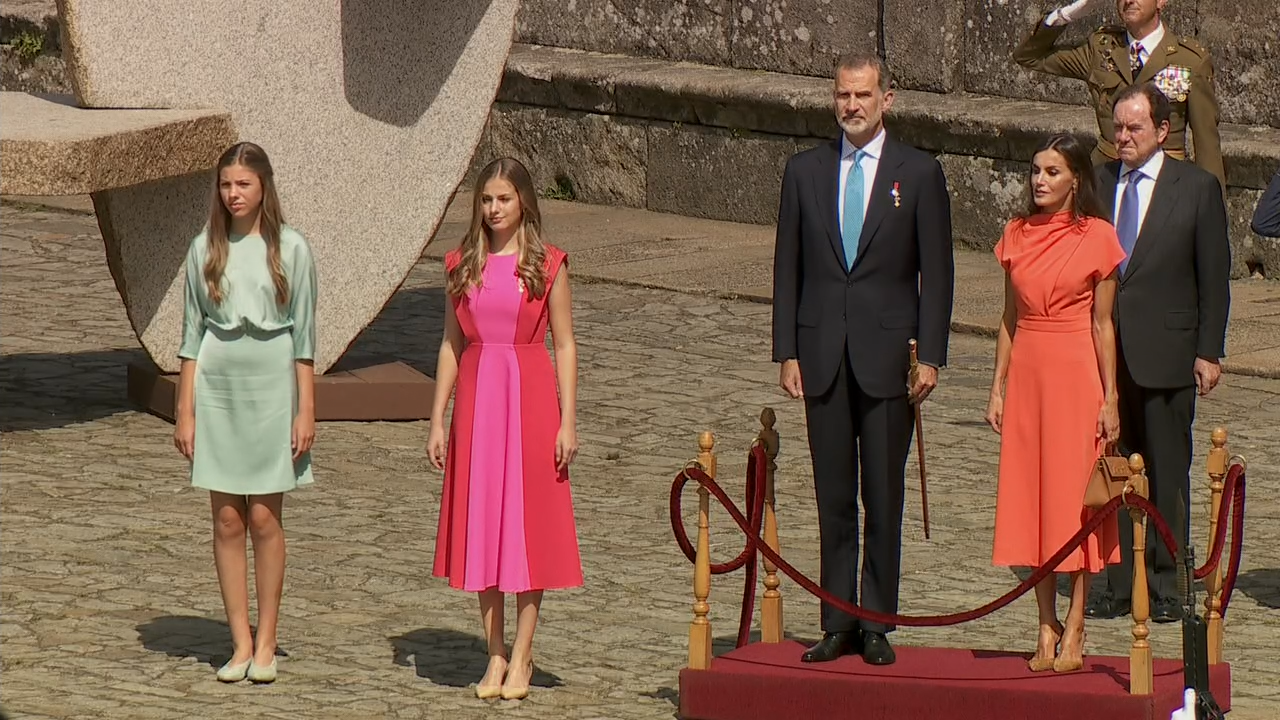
247,657,278,683
216,657,251,683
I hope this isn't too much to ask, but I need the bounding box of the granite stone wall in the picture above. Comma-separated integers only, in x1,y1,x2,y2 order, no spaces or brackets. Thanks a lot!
466,45,1280,279
515,0,1280,129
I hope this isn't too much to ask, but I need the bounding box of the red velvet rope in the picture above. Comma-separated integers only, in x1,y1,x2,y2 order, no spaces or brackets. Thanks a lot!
670,444,1247,647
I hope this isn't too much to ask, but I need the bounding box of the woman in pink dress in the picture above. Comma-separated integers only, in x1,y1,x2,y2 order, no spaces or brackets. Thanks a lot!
987,134,1124,673
427,157,583,701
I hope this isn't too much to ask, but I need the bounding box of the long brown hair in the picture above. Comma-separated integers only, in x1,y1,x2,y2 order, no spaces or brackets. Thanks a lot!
1019,133,1107,223
446,158,549,299
204,142,289,306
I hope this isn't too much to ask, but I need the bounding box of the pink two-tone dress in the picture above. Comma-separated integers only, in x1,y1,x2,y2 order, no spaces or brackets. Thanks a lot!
433,245,584,592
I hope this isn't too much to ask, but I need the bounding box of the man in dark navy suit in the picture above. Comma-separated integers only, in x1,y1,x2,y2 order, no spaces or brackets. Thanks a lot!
771,52,955,666
1086,82,1230,623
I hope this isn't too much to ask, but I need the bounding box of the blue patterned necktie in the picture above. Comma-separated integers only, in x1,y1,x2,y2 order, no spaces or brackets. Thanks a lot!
841,149,866,270
1116,167,1143,275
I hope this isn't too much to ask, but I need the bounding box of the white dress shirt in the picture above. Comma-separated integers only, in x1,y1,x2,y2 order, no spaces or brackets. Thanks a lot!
1115,149,1165,234
1127,24,1165,66
838,128,886,230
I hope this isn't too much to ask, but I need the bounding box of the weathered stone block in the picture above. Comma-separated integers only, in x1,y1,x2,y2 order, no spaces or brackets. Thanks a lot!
56,0,519,373
516,0,733,67
884,0,965,93
497,45,640,113
730,0,878,77
965,0,1090,105
1220,126,1280,190
485,104,648,208
0,93,236,196
618,65,823,137
936,153,1028,252
1198,0,1280,129
92,173,213,370
646,123,799,225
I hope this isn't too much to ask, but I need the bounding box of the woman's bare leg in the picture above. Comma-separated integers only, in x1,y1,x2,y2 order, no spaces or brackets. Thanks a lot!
477,588,507,691
1029,574,1063,670
503,590,543,695
247,493,285,666
211,492,252,663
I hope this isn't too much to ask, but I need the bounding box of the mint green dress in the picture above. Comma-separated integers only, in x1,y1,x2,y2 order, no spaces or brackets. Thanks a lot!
179,226,317,495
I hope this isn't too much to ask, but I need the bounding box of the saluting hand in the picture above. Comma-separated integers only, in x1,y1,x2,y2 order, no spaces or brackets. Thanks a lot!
1052,0,1095,24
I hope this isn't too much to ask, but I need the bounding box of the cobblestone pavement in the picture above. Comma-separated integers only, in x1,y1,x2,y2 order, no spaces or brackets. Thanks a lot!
2,202,1278,720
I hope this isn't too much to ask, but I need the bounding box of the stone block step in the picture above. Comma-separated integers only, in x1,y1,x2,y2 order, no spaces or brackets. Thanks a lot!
0,91,236,195
476,44,1280,280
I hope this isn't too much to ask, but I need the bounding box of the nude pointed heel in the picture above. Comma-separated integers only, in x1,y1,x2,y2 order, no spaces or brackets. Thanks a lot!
476,656,507,699
1053,626,1086,673
1028,622,1064,672
500,659,532,700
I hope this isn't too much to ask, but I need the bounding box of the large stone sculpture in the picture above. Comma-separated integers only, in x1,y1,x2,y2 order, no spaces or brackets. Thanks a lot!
53,0,519,375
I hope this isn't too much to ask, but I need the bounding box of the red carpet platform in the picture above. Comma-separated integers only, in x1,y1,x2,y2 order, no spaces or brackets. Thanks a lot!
679,641,1230,720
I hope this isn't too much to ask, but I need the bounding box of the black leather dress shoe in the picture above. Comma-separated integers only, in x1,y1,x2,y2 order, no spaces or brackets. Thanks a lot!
1085,594,1131,619
1151,599,1183,624
801,631,860,663
861,632,896,665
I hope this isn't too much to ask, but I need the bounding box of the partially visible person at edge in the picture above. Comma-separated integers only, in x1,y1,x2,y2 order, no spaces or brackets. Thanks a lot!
175,141,319,685
1085,82,1231,623
1014,0,1226,195
427,157,583,701
988,133,1124,674
1251,168,1280,238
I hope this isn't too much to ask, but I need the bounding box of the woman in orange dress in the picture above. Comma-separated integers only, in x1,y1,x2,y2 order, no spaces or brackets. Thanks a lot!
988,134,1125,673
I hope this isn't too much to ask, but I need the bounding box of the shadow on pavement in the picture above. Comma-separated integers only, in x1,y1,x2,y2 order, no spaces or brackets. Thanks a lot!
389,627,564,689
136,615,283,668
0,348,144,432
339,286,445,377
1234,568,1280,609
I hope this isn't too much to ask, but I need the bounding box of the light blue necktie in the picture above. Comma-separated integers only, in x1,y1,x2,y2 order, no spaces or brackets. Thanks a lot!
1116,168,1143,274
841,149,866,270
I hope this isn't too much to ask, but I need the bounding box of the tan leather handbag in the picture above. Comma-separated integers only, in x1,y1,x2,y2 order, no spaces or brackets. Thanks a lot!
1084,444,1133,509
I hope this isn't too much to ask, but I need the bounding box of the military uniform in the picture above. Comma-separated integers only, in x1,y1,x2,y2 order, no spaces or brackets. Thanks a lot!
1014,17,1225,191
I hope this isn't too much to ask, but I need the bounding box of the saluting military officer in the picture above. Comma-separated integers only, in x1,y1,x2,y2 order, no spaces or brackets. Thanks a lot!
1013,0,1225,192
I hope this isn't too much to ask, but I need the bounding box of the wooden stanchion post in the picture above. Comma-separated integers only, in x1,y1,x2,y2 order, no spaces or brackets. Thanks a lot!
1204,427,1228,665
688,432,716,670
758,408,784,643
1128,453,1153,695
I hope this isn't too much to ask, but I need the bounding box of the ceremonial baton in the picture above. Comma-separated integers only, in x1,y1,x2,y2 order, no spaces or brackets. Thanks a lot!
908,339,931,540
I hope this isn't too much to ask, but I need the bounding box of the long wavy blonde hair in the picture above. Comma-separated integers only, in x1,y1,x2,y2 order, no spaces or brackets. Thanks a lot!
446,158,548,299
204,142,289,306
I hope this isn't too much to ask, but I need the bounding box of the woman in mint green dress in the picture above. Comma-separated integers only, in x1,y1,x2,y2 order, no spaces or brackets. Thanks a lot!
173,142,317,685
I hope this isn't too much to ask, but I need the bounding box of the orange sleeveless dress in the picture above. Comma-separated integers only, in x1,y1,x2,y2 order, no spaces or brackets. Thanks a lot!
991,213,1126,573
